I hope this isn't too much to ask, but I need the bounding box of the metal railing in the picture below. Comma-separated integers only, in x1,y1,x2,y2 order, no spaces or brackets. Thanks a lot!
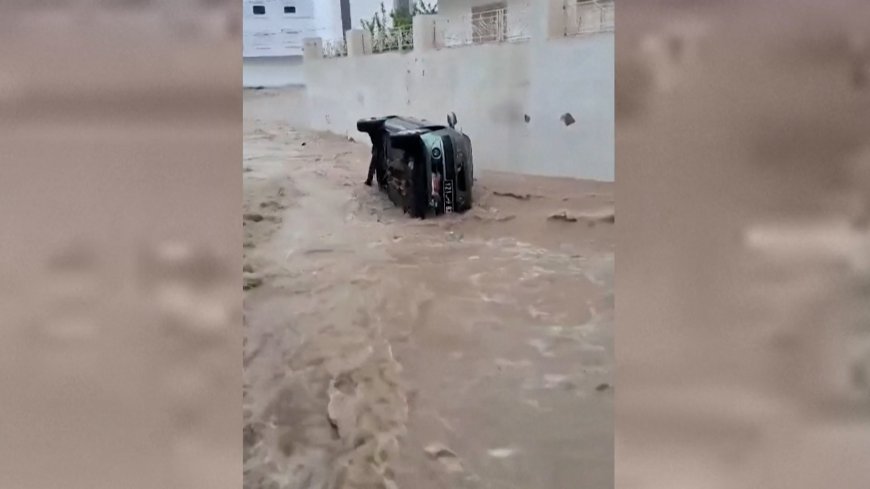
435,6,531,48
471,6,508,43
565,0,614,36
370,24,414,54
322,38,347,58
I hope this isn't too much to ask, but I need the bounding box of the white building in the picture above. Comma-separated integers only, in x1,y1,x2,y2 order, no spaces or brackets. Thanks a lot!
242,0,316,58
243,0,399,87
242,0,315,86
435,0,613,44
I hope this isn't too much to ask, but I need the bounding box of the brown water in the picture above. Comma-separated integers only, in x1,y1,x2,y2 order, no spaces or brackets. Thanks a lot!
242,90,614,489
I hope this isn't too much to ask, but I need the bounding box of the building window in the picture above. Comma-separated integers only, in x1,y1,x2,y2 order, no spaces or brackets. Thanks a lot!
252,5,265,15
570,0,615,35
284,5,296,14
471,2,507,43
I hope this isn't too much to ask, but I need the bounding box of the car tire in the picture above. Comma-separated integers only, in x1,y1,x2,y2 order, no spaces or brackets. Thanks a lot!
356,117,387,134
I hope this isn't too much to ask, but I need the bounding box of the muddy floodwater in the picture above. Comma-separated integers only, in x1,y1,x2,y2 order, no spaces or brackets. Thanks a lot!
243,89,614,489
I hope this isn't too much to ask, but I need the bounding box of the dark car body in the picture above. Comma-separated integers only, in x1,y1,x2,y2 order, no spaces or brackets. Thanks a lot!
357,115,474,218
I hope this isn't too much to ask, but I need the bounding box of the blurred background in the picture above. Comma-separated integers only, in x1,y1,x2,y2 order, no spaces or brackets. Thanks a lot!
6,0,870,487
0,2,241,488
617,0,870,487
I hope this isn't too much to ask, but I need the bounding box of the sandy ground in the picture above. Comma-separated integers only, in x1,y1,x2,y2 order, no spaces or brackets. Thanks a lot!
1,16,241,487
242,89,614,489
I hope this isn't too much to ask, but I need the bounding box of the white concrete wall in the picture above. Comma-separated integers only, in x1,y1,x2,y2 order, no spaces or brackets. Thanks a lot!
303,32,614,181
244,56,305,87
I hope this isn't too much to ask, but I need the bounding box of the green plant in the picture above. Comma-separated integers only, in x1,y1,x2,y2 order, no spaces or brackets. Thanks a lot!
415,1,437,15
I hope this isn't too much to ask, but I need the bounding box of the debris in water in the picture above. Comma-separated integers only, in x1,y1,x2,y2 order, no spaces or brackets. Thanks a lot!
424,443,464,473
304,248,334,255
243,273,263,290
548,211,578,223
548,209,615,224
493,191,534,200
260,200,285,211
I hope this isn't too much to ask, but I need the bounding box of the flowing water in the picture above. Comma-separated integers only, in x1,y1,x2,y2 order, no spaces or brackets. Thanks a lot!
243,90,614,489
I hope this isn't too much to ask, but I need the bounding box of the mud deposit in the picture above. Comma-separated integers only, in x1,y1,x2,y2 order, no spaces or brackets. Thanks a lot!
243,90,614,489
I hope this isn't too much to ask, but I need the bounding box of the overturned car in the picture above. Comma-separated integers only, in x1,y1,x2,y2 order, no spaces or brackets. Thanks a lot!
358,114,474,219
